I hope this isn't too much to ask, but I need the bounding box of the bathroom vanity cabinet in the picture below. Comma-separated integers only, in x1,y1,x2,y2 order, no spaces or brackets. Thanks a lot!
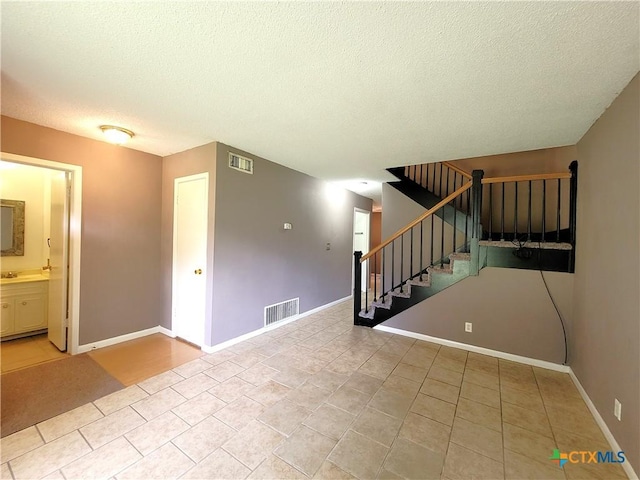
1,280,48,337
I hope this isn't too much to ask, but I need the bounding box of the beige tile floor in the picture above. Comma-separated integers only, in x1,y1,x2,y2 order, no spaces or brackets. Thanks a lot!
0,299,627,480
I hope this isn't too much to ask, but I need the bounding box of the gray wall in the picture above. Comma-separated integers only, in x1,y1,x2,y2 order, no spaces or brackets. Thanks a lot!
381,183,462,292
383,267,573,364
370,211,382,273
1,116,163,344
573,73,639,470
382,183,426,241
160,143,217,345
452,146,577,177
211,143,372,345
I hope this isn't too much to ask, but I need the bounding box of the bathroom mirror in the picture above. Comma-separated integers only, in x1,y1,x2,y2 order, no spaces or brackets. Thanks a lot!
1,199,25,256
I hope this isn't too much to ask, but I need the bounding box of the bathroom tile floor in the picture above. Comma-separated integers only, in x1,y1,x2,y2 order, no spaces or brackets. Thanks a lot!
0,299,628,479
0,334,67,374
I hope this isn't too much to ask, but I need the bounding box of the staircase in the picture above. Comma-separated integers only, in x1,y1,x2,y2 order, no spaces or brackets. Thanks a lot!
357,252,470,327
354,161,578,327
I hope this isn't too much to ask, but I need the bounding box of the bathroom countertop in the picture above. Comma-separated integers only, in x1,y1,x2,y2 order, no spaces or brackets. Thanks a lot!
1,273,50,286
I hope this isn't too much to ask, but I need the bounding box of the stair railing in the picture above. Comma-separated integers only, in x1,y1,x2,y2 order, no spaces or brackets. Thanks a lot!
405,161,472,201
354,182,475,321
478,164,578,274
355,161,578,323
403,161,578,248
480,169,575,243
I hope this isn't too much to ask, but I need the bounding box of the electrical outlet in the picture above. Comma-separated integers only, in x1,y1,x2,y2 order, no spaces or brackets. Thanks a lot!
614,399,622,421
465,322,472,333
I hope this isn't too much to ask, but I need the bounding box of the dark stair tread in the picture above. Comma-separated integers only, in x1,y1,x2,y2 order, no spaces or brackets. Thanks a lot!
359,254,471,327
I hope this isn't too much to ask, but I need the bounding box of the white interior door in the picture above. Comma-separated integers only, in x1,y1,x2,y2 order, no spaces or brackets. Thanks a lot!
353,209,370,292
48,171,69,351
172,173,208,346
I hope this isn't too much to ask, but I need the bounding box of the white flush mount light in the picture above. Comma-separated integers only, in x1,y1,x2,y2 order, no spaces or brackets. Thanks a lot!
100,125,134,145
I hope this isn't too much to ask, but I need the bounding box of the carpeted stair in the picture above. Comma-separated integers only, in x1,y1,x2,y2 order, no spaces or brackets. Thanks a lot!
356,253,471,327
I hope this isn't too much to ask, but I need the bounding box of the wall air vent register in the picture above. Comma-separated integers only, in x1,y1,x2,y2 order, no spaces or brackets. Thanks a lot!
229,153,254,174
264,298,299,326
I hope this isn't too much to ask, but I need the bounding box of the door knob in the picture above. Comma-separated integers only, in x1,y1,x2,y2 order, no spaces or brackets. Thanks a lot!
194,269,202,275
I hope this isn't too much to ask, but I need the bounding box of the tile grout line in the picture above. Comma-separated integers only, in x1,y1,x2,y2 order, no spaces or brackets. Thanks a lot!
33,423,46,445
499,360,506,479
424,346,447,478
112,436,143,479
6,460,16,480
532,368,569,479
3,302,620,480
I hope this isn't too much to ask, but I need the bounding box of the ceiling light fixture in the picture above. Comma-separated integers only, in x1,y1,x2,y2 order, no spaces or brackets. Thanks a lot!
100,125,134,145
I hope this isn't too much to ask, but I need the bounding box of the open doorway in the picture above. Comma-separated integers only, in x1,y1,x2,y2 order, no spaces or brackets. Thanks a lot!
0,152,82,372
353,208,370,293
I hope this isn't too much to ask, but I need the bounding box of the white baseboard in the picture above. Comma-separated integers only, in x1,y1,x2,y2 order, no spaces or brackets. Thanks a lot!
78,326,169,353
157,326,176,338
77,296,351,355
374,325,570,373
373,325,636,479
201,327,264,354
568,370,638,480
201,295,351,354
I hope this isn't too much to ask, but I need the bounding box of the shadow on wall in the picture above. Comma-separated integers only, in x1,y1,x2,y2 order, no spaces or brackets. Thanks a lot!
383,267,573,365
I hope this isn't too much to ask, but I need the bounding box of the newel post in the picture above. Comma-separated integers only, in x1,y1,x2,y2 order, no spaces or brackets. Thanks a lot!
568,161,578,273
353,251,362,324
469,169,484,276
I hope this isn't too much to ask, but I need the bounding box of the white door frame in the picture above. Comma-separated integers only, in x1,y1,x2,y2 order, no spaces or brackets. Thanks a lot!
353,207,371,293
171,172,208,346
1,152,82,354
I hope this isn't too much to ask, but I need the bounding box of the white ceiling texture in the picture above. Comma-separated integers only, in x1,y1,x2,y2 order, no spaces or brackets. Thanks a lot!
1,2,638,203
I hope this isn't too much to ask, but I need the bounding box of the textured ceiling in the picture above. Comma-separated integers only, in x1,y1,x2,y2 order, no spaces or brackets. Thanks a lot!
1,2,638,200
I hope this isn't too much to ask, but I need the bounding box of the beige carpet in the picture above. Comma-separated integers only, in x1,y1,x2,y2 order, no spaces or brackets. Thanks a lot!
1,354,124,438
